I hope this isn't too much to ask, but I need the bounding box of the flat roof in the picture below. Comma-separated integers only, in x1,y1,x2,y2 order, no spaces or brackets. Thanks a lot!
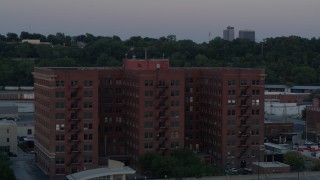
0,119,16,125
0,106,18,114
66,167,135,180
265,85,320,90
252,162,290,168
264,143,288,150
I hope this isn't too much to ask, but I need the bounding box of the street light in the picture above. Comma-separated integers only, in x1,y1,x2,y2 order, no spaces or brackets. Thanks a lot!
296,156,300,180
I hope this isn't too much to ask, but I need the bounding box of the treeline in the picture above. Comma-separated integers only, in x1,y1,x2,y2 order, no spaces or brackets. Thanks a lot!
1,31,320,86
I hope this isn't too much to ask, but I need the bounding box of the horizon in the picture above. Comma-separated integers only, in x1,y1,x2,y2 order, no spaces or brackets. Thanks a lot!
1,0,320,43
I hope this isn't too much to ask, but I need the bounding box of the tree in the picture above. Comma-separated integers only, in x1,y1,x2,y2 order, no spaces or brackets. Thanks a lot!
284,151,305,170
138,149,223,178
15,43,33,58
0,154,16,180
6,33,19,42
311,159,320,171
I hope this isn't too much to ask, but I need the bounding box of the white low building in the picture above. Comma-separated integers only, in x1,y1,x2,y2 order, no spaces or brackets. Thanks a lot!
0,119,17,154
265,101,306,116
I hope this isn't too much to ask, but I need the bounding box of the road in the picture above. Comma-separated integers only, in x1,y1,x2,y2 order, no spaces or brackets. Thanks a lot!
10,149,49,180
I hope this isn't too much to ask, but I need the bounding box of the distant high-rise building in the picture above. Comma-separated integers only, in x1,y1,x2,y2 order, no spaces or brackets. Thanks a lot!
239,30,255,41
223,26,235,41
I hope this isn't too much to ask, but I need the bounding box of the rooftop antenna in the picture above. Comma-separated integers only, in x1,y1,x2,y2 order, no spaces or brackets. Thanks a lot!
145,48,147,59
283,103,287,123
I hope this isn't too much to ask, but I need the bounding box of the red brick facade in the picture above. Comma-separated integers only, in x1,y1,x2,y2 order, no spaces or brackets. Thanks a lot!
34,59,265,179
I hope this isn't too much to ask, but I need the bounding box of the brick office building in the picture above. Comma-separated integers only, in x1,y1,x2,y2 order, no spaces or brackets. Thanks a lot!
33,58,265,179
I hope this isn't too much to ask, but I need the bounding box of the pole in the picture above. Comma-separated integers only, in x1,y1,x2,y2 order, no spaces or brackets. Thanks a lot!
258,148,260,180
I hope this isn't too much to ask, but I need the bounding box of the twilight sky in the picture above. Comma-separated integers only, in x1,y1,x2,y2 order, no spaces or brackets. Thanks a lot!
0,0,319,43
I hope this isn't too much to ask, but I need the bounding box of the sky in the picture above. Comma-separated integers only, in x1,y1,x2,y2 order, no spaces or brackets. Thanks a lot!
0,0,319,43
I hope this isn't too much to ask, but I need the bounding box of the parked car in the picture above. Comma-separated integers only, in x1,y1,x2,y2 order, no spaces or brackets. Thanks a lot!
225,168,238,175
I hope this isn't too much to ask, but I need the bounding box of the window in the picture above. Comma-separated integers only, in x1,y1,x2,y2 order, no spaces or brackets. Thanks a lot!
254,119,260,125
144,132,153,138
170,121,179,128
227,130,236,136
185,77,193,83
55,92,65,98
84,134,93,140
170,111,180,117
84,91,93,97
227,110,235,116
144,80,153,86
104,88,113,95
84,112,93,119
241,100,247,106
55,80,65,87
55,168,65,174
158,80,165,86
227,141,235,146
227,99,236,105
55,113,65,120
252,99,260,106
55,102,65,109
84,123,93,130
71,80,78,87
84,80,93,87
171,90,180,96
84,144,93,151
170,142,179,149
71,113,78,119
240,90,247,96
171,80,180,86
6,129,9,134
55,157,65,165
144,111,153,118
144,101,153,108
227,80,236,85
6,138,9,142
170,131,179,138
145,90,153,97
56,124,65,131
116,79,122,85
144,122,153,128
55,135,65,141
105,78,113,85
27,129,32,135
251,129,259,135
144,143,153,149
228,120,236,125
84,156,93,163
240,80,247,86
70,135,78,141
171,100,180,107
84,102,93,108
252,89,260,95
55,146,65,152
252,109,260,115
186,87,193,93
252,80,260,85
185,106,193,112
228,90,236,95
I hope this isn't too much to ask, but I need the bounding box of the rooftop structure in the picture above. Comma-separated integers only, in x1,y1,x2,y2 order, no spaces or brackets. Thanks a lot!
239,30,255,41
223,26,235,41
